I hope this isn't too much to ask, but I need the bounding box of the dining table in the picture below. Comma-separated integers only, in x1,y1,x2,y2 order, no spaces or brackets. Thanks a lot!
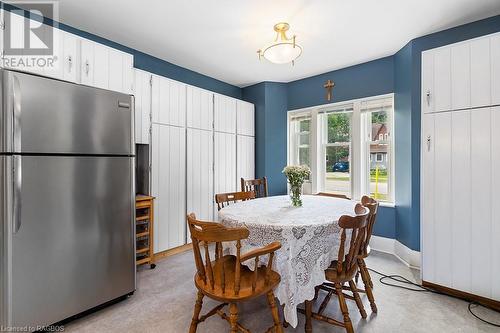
218,194,357,328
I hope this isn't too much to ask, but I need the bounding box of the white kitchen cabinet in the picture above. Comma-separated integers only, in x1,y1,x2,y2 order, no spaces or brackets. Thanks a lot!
187,86,213,131
422,107,499,301
214,132,237,195
80,39,94,86
133,69,151,144
108,48,124,93
450,43,470,110
422,32,500,113
470,38,491,108
237,100,255,136
237,135,255,184
93,43,109,89
187,128,214,222
122,53,134,94
61,30,80,83
109,48,133,94
151,123,186,252
433,47,451,112
492,35,500,105
214,94,237,133
152,75,186,127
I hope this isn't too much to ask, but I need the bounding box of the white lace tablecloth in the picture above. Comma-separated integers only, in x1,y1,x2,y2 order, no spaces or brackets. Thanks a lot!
218,195,357,328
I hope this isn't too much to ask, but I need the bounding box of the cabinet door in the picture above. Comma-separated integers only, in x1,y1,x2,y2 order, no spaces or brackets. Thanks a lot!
470,108,492,298
237,101,255,136
491,35,500,105
214,94,237,133
187,86,213,131
93,43,109,89
433,48,451,112
421,51,434,113
151,124,186,252
421,114,435,283
108,48,124,93
61,30,80,83
450,110,471,293
133,70,151,144
214,132,236,195
237,135,255,184
122,54,134,94
470,38,491,108
433,112,452,287
151,75,186,127
491,106,500,300
43,24,63,79
187,128,214,222
450,43,470,110
80,39,94,85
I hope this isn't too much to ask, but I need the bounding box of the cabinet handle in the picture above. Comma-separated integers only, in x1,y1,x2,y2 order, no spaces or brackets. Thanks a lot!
426,90,431,106
427,135,431,151
68,55,72,72
85,60,90,75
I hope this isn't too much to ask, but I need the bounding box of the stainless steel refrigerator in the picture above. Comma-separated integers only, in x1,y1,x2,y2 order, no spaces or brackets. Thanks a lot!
0,69,136,329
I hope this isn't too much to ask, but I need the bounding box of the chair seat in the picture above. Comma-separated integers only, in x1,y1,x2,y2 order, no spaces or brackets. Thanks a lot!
195,255,281,302
325,260,358,283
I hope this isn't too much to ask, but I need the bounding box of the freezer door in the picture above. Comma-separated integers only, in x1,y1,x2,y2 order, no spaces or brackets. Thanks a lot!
11,156,135,328
0,156,12,327
1,69,134,155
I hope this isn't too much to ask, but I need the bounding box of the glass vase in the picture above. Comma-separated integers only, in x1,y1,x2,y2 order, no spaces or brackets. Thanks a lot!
290,183,303,207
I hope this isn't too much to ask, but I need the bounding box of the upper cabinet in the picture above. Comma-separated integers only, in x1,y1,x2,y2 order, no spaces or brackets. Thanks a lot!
214,94,237,133
133,69,152,144
151,75,186,127
236,100,255,136
422,32,500,113
186,86,213,131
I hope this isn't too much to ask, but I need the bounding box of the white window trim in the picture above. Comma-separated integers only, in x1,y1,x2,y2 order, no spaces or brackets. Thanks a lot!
287,93,395,204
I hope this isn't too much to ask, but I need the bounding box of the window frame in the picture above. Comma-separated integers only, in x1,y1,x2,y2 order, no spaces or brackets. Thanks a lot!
287,93,395,204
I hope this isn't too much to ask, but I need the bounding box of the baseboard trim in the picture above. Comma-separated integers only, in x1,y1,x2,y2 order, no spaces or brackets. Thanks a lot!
154,243,192,261
370,236,421,270
422,280,500,312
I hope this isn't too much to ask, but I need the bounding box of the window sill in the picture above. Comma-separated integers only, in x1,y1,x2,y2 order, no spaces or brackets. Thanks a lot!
379,201,395,208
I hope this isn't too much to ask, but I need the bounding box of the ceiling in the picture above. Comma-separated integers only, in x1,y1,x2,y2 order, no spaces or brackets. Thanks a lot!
57,0,500,87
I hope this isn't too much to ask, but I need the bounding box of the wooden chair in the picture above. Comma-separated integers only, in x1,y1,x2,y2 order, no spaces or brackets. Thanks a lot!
215,191,255,211
352,195,379,313
304,204,369,333
315,192,350,200
241,177,268,198
187,213,283,333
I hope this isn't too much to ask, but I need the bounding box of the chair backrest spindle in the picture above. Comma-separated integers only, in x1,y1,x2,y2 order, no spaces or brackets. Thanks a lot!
240,177,268,198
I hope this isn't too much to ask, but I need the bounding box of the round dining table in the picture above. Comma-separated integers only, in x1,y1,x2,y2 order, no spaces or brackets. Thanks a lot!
218,194,357,328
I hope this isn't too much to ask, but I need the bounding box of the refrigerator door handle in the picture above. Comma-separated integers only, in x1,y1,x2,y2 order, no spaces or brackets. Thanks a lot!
13,155,22,234
13,75,21,152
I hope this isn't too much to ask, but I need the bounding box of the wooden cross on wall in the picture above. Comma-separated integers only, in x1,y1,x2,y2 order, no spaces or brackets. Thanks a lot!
323,80,335,101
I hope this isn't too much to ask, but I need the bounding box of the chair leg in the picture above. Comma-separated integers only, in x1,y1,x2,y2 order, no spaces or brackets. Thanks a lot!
359,259,377,313
267,291,283,333
349,280,367,319
189,291,204,333
229,303,238,333
335,283,354,333
305,300,313,333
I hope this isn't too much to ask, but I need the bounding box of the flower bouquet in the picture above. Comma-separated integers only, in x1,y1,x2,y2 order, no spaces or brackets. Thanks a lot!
282,165,311,207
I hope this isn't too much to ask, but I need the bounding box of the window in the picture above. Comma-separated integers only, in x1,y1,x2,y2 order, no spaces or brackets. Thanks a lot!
288,94,394,203
289,116,311,176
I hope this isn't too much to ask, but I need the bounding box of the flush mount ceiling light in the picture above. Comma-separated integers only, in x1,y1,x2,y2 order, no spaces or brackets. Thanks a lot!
257,22,302,65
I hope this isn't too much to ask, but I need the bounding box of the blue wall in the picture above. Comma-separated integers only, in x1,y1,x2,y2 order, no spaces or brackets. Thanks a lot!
243,82,288,195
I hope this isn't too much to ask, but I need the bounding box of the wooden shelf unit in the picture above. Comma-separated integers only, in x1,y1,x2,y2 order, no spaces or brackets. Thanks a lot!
135,195,156,269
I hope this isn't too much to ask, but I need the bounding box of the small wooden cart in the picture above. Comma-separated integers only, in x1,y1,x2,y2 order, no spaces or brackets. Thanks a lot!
135,195,156,269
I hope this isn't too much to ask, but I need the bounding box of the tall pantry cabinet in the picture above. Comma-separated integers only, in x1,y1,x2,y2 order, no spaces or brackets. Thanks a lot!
421,32,500,303
146,78,255,253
